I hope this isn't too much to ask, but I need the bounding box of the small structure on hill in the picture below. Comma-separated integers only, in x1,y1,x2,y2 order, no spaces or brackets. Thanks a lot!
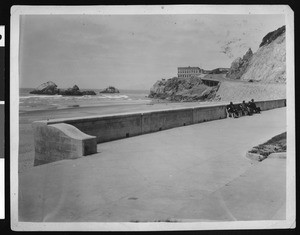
178,66,203,78
201,74,226,87
201,78,220,87
209,68,230,74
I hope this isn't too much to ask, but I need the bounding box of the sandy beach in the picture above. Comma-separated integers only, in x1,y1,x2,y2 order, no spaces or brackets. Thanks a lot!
19,101,227,173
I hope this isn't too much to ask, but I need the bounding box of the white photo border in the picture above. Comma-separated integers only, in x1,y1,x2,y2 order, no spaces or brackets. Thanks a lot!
10,5,295,231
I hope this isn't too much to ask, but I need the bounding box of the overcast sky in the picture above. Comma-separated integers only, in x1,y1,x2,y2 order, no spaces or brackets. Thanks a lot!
19,14,285,90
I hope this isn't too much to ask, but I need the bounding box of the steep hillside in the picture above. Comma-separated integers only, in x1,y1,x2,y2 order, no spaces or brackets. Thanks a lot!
240,32,286,83
215,81,286,102
227,26,286,83
259,25,285,47
148,25,286,102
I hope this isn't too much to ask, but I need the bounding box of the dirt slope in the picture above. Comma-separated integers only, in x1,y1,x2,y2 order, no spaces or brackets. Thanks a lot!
215,81,286,102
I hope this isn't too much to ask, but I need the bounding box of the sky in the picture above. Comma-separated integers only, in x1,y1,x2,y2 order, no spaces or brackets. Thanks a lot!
19,14,285,90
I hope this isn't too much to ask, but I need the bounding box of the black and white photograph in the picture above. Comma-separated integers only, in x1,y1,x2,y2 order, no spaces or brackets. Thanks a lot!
0,25,5,220
10,5,295,231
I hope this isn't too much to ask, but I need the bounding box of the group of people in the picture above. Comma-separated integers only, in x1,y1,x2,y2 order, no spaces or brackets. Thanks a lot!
226,99,261,118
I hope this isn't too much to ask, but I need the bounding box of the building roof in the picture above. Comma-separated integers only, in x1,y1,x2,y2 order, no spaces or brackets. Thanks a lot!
178,66,201,70
201,78,221,82
202,74,227,82
215,68,230,70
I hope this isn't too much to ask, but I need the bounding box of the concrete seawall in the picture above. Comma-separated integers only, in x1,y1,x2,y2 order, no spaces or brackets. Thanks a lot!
255,99,286,111
32,99,286,165
33,122,97,166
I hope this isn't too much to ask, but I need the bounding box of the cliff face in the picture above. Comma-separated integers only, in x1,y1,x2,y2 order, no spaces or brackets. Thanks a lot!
226,48,253,80
227,26,286,83
240,32,286,83
30,81,59,95
149,77,219,102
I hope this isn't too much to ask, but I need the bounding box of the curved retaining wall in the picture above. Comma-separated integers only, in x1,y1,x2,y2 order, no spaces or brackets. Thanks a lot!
32,99,286,165
33,122,97,166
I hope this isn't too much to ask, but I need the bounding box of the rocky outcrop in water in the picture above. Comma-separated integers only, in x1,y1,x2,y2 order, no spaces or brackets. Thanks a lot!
30,81,59,95
30,82,96,96
100,86,120,93
59,85,96,96
149,77,219,102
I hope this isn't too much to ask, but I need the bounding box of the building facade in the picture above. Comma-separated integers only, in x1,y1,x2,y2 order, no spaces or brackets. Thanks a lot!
178,66,202,78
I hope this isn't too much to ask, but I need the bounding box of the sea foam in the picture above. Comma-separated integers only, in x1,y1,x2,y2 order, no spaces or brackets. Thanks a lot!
20,95,63,99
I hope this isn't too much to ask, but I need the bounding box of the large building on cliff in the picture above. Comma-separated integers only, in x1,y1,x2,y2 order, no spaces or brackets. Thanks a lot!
178,66,203,78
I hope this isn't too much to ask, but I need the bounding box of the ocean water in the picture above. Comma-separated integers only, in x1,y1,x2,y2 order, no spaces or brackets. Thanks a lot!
19,88,151,112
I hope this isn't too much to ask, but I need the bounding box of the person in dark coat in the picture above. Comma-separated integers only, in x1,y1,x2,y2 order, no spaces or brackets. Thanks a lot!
241,100,250,115
234,103,243,117
226,102,239,118
248,99,261,113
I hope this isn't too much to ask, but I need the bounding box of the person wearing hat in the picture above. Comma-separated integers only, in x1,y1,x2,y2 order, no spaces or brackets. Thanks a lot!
248,99,261,114
241,100,251,115
226,101,239,118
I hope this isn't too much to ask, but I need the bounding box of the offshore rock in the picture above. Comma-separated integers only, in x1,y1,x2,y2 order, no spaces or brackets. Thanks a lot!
30,81,59,95
81,90,97,96
30,82,96,96
100,86,120,93
59,85,96,96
